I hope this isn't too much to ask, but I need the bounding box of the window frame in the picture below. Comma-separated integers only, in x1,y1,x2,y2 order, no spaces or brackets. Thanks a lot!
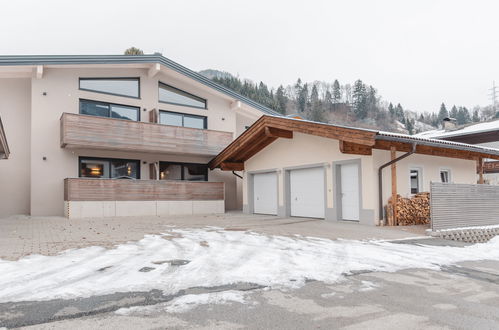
159,110,207,129
158,82,207,109
79,77,141,99
79,156,141,179
409,167,423,195
159,161,208,181
79,99,141,121
439,168,451,183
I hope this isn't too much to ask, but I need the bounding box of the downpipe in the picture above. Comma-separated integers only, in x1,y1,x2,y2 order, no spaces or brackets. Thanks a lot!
232,171,243,179
378,143,417,225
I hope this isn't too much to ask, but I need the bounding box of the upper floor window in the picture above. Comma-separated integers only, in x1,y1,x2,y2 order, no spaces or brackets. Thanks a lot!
79,78,140,98
440,169,451,183
80,99,140,121
159,82,206,109
79,157,140,179
159,110,207,129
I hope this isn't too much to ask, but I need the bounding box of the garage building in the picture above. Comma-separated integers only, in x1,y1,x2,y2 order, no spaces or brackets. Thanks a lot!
210,116,499,225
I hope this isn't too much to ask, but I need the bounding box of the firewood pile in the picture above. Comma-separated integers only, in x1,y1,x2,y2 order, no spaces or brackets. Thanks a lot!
386,192,430,226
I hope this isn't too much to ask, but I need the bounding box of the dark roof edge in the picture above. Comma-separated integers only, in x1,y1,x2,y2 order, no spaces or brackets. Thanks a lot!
0,55,282,116
376,132,499,157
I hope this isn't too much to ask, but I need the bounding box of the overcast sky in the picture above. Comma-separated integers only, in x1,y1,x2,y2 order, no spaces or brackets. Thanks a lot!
1,0,498,113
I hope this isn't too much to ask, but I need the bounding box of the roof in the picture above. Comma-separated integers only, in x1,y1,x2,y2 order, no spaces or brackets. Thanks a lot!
0,54,282,117
210,116,499,170
0,115,9,159
415,119,499,140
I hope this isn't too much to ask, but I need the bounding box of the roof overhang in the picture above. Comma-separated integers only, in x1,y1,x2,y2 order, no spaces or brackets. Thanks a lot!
0,55,282,117
210,116,499,171
0,116,10,159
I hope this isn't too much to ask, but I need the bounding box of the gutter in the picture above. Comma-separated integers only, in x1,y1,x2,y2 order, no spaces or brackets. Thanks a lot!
378,143,417,224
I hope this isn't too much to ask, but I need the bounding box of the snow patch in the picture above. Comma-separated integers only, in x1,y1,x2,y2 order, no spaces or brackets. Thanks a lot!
1,229,499,303
115,290,249,315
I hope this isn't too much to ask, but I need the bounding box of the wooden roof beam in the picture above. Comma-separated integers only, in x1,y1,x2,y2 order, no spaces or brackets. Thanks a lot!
220,162,244,171
339,140,372,155
264,126,293,139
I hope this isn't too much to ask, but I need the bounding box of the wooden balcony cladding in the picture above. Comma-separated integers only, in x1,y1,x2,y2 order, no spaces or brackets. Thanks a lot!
64,178,224,201
60,113,233,156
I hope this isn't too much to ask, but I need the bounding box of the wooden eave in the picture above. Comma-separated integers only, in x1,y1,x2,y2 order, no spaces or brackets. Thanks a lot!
209,116,377,170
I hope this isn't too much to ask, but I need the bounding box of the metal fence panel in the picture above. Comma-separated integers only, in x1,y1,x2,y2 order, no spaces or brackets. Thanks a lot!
430,182,499,230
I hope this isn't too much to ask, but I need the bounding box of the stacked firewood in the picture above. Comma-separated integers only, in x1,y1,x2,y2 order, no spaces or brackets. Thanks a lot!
387,192,430,226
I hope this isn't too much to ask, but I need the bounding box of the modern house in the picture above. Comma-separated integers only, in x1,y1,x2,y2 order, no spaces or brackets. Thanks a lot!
416,118,499,184
0,54,281,218
209,116,499,225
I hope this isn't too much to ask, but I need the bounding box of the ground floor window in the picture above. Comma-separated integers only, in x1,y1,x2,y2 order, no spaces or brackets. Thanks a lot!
410,168,421,194
79,157,140,179
159,162,208,181
440,169,451,183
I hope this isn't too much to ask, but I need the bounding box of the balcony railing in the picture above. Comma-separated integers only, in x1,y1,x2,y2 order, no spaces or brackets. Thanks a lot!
64,178,225,201
60,113,233,156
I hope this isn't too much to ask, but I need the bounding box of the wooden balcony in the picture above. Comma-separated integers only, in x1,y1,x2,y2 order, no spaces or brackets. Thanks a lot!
64,178,224,201
60,113,233,156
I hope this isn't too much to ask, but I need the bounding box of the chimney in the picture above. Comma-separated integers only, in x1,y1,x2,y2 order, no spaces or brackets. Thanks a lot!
442,117,457,131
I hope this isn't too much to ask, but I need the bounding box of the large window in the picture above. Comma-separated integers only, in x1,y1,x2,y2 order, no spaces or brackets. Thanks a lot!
79,157,140,179
79,78,140,98
80,99,140,121
410,168,421,194
159,110,207,129
159,82,206,109
159,162,208,181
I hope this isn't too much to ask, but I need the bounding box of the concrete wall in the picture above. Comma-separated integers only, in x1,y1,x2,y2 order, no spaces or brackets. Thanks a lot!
0,79,31,216
243,132,478,225
1,65,260,217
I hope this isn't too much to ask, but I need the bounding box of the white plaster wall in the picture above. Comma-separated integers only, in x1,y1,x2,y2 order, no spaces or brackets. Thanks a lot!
0,79,31,217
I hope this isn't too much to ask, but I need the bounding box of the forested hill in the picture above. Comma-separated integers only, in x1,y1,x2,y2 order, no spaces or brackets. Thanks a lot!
199,69,492,134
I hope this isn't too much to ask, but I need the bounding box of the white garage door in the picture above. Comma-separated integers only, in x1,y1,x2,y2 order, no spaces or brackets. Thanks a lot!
290,167,325,218
340,163,360,221
253,172,278,215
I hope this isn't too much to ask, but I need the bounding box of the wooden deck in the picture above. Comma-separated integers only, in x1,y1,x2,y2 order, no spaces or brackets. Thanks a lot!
64,178,225,201
60,113,233,156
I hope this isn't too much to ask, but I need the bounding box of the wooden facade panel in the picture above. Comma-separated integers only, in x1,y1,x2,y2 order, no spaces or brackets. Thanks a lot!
60,113,233,156
64,178,225,201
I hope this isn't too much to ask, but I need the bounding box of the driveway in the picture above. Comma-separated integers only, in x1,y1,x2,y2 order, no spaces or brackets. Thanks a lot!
0,212,426,261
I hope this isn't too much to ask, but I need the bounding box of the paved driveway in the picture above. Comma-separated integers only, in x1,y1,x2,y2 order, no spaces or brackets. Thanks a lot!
0,212,426,260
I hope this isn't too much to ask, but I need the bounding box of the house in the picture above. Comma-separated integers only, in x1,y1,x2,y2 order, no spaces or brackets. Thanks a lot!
0,54,281,218
0,115,9,159
416,118,499,184
209,116,499,225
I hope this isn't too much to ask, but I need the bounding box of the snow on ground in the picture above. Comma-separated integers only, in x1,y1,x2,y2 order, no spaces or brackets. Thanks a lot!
1,228,499,303
115,290,250,315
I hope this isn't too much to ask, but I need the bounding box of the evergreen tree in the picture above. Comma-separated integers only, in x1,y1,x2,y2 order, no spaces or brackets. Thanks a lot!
124,47,144,55
472,109,480,122
324,90,333,111
456,107,471,125
450,105,458,118
298,83,309,112
437,103,449,124
395,103,404,122
275,85,287,114
406,117,415,135
352,80,368,119
332,79,341,103
310,84,324,122
388,102,395,117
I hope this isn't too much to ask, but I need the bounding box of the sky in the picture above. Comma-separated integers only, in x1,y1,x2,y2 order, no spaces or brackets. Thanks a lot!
1,0,498,113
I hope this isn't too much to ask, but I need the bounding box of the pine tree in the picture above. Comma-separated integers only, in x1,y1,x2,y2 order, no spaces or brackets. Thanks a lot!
275,85,287,114
395,103,404,122
456,107,471,125
437,103,449,124
406,117,415,134
352,80,368,119
332,79,341,103
450,105,458,119
310,84,324,122
124,47,144,55
388,103,395,117
472,109,480,122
